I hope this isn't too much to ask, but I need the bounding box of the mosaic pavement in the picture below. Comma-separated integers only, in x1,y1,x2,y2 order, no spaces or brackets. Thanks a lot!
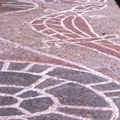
0,0,120,120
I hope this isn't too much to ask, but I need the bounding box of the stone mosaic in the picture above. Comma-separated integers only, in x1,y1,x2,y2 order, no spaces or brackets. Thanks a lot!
0,60,118,119
0,0,120,119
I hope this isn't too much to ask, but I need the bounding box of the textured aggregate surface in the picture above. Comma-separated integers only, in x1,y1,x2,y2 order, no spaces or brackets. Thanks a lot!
0,0,120,120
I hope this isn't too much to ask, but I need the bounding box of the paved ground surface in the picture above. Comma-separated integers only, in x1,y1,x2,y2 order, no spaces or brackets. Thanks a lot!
0,0,120,120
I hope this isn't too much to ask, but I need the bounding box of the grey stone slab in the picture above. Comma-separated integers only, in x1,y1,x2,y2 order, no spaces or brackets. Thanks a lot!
112,98,120,120
8,62,29,71
28,113,79,120
20,97,53,113
27,64,50,73
46,83,109,107
0,87,22,94
47,68,107,84
104,91,120,97
58,108,112,120
0,96,17,105
0,72,41,86
0,62,3,70
92,82,120,91
18,91,40,98
36,78,63,89
0,108,23,116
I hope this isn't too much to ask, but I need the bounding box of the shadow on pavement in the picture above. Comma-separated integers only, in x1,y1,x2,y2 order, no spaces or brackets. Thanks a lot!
115,0,120,7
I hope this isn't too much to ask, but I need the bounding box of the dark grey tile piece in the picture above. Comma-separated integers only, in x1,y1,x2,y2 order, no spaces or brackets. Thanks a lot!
47,83,109,107
0,108,23,116
28,113,79,120
27,64,50,73
0,62,3,70
18,91,40,98
8,62,29,71
104,91,120,97
47,68,107,84
92,83,120,91
36,78,63,89
0,96,17,105
0,87,22,94
0,72,41,86
20,97,53,113
58,108,112,120
112,98,120,120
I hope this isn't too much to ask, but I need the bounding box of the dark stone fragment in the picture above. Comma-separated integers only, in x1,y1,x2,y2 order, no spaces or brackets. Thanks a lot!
0,108,23,116
36,78,63,89
47,83,109,107
0,72,41,86
8,62,29,71
0,87,22,94
47,68,107,84
58,108,112,120
20,97,53,113
28,113,79,120
102,33,106,35
0,96,17,105
105,91,120,97
0,62,3,69
27,64,50,73
18,91,40,98
93,82,120,91
113,98,120,120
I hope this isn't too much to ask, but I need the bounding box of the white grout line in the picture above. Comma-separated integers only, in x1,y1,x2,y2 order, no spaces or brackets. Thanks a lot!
60,104,112,111
1,61,10,71
87,81,113,86
20,63,35,72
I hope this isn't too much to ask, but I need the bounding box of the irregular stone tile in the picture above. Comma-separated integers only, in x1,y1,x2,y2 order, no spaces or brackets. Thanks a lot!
0,108,23,116
0,87,22,94
8,62,29,71
47,68,107,84
47,83,109,107
0,62,3,70
36,78,63,89
18,91,40,98
0,96,17,105
28,113,79,120
58,108,112,120
27,64,50,73
112,98,120,120
104,91,120,97
92,83,120,91
0,72,41,86
20,97,53,113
